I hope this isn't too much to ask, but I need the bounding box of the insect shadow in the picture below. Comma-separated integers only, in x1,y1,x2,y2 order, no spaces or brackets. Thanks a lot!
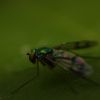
38,67,99,95
15,67,100,95
1,62,100,100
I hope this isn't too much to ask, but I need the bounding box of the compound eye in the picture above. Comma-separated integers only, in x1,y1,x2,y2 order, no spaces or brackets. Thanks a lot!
29,54,36,64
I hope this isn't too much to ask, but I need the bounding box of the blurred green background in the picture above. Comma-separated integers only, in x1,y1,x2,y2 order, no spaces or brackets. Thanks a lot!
0,0,100,100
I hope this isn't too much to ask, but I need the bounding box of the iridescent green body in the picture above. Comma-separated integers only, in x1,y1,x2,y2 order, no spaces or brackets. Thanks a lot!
4,40,97,97
31,47,53,59
33,47,92,76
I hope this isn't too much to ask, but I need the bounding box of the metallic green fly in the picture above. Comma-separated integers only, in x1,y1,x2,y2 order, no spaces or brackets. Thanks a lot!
1,40,99,100
26,40,98,77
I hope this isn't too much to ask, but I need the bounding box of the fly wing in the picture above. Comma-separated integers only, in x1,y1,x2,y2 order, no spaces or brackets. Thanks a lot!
53,40,98,50
52,49,93,77
54,56,93,77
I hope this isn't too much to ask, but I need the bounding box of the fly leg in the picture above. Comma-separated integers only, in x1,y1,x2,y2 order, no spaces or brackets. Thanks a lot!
45,57,79,94
0,75,38,100
69,65,99,86
36,60,40,76
1,61,40,100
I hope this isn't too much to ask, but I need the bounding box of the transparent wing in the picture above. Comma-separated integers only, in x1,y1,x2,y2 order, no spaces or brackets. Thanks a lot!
53,40,98,50
45,56,99,85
